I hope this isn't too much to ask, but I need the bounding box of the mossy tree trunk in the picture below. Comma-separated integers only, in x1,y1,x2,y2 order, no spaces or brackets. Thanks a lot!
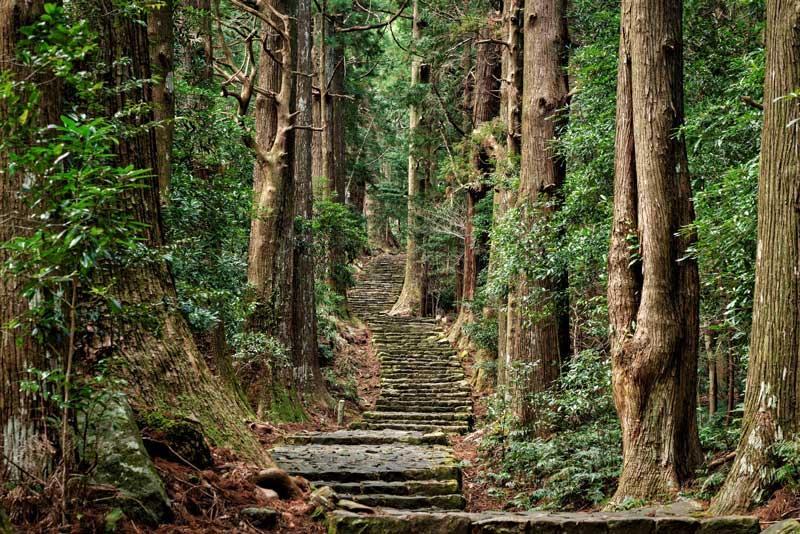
607,0,701,502
710,0,800,513
87,0,271,463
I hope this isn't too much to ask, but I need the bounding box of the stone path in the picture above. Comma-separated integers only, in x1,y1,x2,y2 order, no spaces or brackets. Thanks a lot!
271,254,471,512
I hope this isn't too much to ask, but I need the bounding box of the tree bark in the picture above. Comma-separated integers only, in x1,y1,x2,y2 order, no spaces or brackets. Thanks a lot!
292,0,330,404
507,0,570,428
148,0,175,203
90,0,270,463
450,24,500,345
711,5,800,505
607,0,701,502
495,0,522,391
390,0,426,317
0,0,62,482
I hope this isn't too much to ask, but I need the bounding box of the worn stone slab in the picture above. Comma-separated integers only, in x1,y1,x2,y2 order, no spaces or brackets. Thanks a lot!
271,443,460,482
283,429,448,446
326,510,761,534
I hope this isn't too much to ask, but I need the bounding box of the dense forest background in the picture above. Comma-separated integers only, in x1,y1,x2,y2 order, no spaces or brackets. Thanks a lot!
1,0,799,530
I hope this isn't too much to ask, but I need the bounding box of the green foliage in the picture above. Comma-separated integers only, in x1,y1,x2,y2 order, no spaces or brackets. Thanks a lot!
313,198,367,290
774,438,800,491
483,351,621,510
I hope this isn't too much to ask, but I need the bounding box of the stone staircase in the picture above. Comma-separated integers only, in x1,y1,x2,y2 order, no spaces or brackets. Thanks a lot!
271,254,471,513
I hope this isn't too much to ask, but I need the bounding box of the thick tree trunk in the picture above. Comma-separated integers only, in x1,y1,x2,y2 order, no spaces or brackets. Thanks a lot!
507,0,570,428
90,0,270,464
391,0,426,317
608,0,701,502
148,0,175,203
292,0,330,405
710,0,800,511
0,0,61,482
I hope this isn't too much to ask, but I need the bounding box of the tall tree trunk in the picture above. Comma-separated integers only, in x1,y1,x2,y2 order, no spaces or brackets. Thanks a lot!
607,0,701,502
495,0,522,391
450,26,500,345
292,0,330,404
705,329,718,416
148,0,175,203
0,0,61,482
244,0,306,420
711,8,800,504
391,0,426,317
507,0,570,428
90,0,270,463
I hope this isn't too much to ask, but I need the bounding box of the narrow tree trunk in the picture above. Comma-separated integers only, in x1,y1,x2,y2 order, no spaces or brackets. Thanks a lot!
450,26,500,345
726,347,736,423
292,0,330,405
607,0,701,502
90,0,270,463
391,0,426,317
507,0,570,428
494,0,522,392
705,329,718,416
0,0,62,482
148,0,175,203
711,1,800,512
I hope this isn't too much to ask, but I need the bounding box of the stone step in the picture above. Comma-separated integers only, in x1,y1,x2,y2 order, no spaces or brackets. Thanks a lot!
364,411,471,422
312,479,459,497
379,391,471,399
283,430,448,446
271,443,460,483
345,493,466,510
374,404,472,414
327,510,761,533
360,422,469,434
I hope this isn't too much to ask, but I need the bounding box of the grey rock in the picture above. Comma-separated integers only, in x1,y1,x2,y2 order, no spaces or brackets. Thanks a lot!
78,392,170,525
338,499,377,514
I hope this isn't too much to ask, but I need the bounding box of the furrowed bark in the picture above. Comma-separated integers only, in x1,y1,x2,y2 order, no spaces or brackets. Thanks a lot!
292,0,330,405
148,0,175,203
507,0,570,428
710,0,800,513
608,0,701,502
0,0,61,482
89,0,270,464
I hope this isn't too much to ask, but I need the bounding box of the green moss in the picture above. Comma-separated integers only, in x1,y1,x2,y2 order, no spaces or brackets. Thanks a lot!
269,385,307,423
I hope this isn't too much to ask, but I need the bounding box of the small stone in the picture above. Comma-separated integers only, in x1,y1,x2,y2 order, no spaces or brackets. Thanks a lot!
311,485,339,510
240,507,278,529
256,487,280,501
337,499,377,514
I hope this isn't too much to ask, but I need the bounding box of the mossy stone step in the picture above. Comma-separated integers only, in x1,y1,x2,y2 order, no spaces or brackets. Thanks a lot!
283,430,448,446
312,479,459,497
346,493,466,510
364,412,471,422
361,422,469,433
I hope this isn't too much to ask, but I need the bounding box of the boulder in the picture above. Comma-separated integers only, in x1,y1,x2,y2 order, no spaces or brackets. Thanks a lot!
77,392,170,525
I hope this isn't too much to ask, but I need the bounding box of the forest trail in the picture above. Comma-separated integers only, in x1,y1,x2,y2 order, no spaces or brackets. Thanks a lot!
271,254,471,512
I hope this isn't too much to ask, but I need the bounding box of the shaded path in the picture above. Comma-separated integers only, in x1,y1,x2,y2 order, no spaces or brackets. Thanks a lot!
271,254,471,511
